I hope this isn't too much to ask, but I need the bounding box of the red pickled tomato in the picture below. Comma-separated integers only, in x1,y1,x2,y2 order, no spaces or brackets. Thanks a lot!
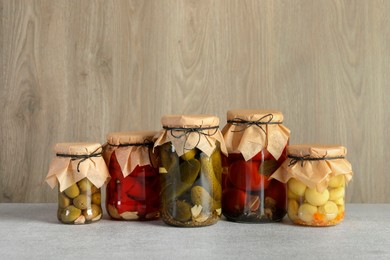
224,176,235,190
251,148,273,161
222,189,247,215
277,146,288,164
265,180,286,209
229,160,269,191
131,165,158,178
116,197,143,214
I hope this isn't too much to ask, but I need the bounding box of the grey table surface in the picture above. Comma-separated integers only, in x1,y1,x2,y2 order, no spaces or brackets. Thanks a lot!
0,203,389,259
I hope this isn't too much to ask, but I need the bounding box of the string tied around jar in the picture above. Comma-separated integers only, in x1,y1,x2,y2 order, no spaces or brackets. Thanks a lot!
56,146,103,172
287,153,345,167
227,113,282,134
163,125,219,154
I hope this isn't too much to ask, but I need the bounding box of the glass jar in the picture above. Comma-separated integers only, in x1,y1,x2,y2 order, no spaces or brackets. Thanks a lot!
221,110,290,222
270,144,353,226
154,115,227,227
45,142,110,224
103,131,160,221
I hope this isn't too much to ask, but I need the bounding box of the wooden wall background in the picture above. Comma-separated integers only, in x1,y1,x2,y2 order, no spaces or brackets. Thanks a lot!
1,0,388,203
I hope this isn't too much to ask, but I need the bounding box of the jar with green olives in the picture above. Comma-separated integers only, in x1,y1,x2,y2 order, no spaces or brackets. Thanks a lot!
270,144,353,226
154,115,228,227
46,142,110,224
221,110,291,223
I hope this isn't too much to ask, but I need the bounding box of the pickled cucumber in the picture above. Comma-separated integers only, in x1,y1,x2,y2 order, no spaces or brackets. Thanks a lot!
83,204,101,221
287,179,306,197
210,148,223,182
200,154,221,201
304,188,329,206
180,149,197,161
329,187,345,201
318,201,338,221
61,205,81,223
298,203,317,223
64,183,80,199
163,159,200,202
168,200,192,222
191,185,220,212
58,193,70,208
73,194,90,210
160,143,179,171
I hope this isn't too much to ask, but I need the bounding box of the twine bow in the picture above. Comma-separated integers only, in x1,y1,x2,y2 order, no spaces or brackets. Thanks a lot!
288,153,345,167
227,113,281,134
163,125,219,153
56,146,103,172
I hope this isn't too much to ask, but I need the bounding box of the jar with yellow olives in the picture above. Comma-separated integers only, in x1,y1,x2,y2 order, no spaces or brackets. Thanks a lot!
221,110,291,223
154,115,228,227
46,143,110,224
270,144,353,226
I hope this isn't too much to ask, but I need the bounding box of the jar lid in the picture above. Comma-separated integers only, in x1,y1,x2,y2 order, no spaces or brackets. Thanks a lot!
55,142,102,155
227,109,283,123
106,131,158,146
161,114,220,128
287,144,347,158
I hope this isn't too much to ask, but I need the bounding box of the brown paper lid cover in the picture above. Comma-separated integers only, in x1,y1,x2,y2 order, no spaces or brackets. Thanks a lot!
161,114,220,127
104,131,158,177
223,109,290,160
45,142,110,191
270,144,352,192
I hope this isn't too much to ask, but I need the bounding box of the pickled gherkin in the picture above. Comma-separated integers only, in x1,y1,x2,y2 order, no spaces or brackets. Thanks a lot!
159,143,223,227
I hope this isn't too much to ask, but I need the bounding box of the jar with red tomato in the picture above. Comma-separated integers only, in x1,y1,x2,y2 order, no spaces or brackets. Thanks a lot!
103,131,160,221
221,110,290,222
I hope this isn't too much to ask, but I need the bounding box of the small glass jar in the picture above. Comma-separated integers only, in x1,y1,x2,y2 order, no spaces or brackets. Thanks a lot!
154,115,227,227
45,142,110,224
270,144,353,226
221,110,290,222
103,131,160,221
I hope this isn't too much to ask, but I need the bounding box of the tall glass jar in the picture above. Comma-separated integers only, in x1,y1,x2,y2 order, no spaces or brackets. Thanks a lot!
103,131,160,221
221,110,290,222
154,115,228,227
45,143,110,224
270,144,353,226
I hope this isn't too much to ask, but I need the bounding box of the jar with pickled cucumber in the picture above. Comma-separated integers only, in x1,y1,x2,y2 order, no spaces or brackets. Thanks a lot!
103,131,160,221
270,144,353,226
154,115,228,227
45,143,110,224
221,110,290,222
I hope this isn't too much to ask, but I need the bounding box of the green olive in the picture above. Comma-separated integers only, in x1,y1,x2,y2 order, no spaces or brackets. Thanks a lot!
83,204,102,221
64,183,80,199
61,205,81,223
92,193,101,205
73,194,90,210
77,178,93,193
58,193,70,208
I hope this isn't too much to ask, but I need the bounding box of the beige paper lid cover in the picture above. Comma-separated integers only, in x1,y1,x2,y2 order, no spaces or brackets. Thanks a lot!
45,142,110,192
270,144,353,192
222,109,290,160
104,131,158,177
154,114,227,157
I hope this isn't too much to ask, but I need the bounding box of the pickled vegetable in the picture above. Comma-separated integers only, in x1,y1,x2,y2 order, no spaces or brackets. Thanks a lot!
222,148,286,222
160,143,222,227
64,183,80,199
286,177,346,226
106,151,160,221
57,177,102,224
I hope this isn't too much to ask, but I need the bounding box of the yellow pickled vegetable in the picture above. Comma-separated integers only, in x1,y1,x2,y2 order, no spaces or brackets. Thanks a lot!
287,179,307,197
305,188,329,206
298,203,317,223
318,201,338,221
